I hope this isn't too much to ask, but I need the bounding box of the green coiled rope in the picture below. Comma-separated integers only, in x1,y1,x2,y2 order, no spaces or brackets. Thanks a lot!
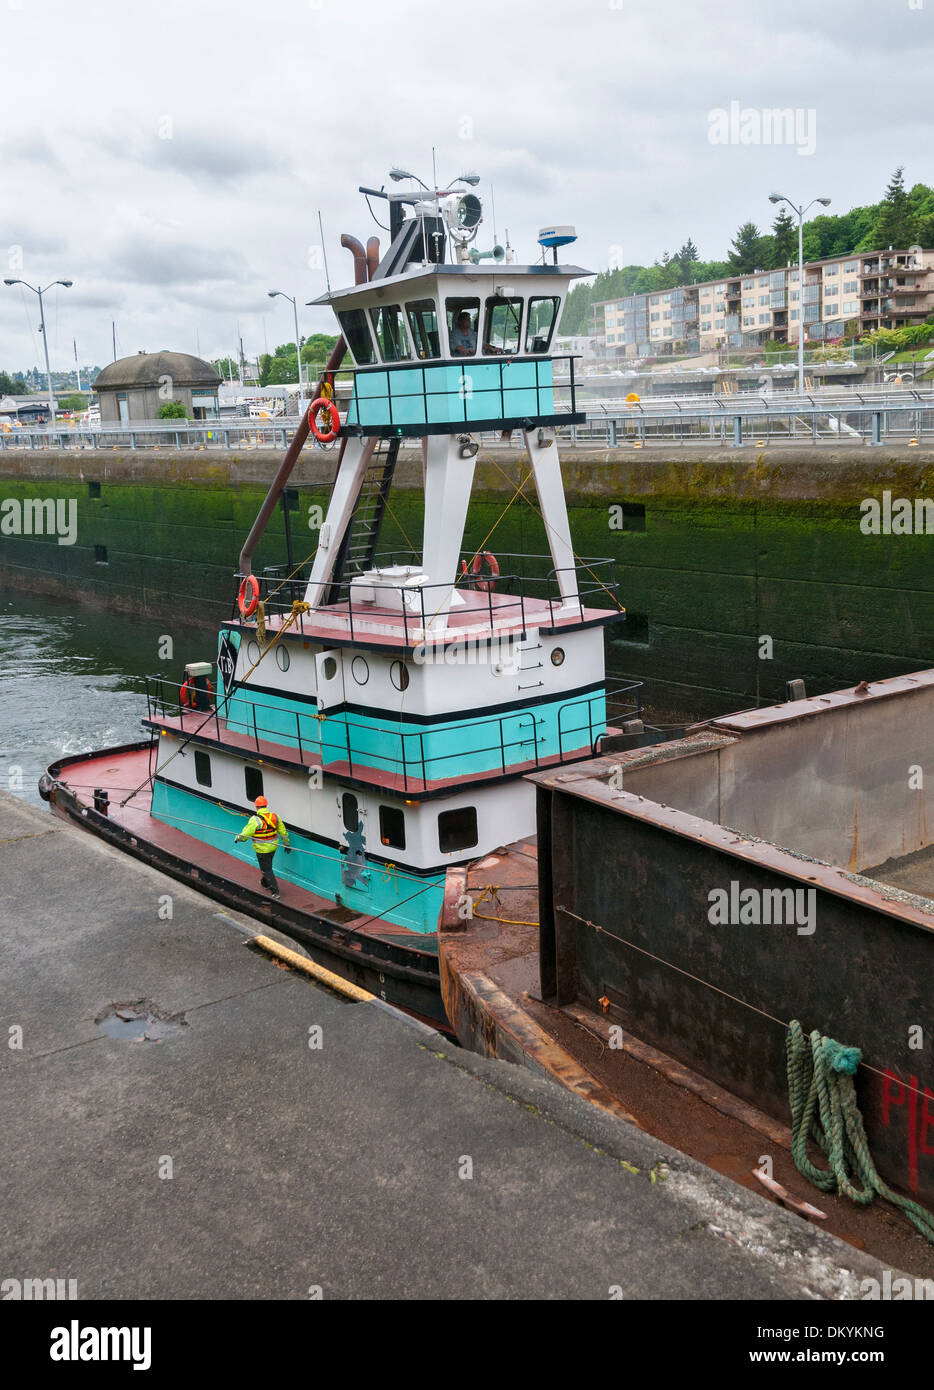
786,1019,934,1243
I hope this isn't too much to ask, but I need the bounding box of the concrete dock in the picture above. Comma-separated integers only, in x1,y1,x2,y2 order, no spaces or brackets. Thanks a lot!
0,790,895,1300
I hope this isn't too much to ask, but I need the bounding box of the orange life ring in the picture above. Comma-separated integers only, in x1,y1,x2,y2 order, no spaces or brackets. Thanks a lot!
238,574,260,618
308,397,340,443
460,550,499,592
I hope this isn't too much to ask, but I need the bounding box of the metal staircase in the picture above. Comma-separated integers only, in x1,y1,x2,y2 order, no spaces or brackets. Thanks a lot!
328,436,401,598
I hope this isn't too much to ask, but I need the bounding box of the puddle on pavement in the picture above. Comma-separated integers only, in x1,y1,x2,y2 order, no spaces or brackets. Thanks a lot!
96,1003,185,1042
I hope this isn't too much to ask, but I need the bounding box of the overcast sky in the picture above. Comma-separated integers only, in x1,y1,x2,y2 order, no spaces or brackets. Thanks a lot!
1,0,931,374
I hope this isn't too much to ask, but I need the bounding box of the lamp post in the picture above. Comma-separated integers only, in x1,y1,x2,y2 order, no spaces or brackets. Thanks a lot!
268,290,304,409
3,277,73,422
768,195,831,393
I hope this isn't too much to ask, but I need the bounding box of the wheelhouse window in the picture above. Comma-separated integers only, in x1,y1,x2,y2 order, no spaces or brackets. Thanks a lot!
337,308,377,365
379,804,406,850
446,298,480,357
369,304,411,362
342,792,359,833
244,766,264,801
438,806,478,854
405,299,440,359
483,297,523,356
525,297,559,353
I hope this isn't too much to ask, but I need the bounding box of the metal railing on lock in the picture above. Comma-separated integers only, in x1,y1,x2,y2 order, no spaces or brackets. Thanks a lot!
144,674,625,792
5,379,934,450
231,553,621,645
570,386,934,447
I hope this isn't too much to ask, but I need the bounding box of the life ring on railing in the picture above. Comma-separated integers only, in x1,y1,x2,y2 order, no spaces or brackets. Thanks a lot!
460,550,499,592
308,397,340,443
238,573,260,618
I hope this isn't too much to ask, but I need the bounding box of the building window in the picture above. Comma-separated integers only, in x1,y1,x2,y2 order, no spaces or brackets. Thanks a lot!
337,309,377,365
244,766,263,801
438,806,478,854
379,804,406,850
825,265,838,276
844,261,857,273
369,304,412,362
194,751,212,787
483,297,522,356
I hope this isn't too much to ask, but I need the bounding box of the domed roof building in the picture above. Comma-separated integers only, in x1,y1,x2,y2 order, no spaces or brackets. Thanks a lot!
94,350,221,423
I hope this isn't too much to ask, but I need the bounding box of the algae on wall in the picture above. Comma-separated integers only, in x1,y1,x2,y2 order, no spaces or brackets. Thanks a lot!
2,448,933,720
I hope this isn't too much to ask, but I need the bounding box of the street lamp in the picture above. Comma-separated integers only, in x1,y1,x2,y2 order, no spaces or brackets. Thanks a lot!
3,277,74,421
268,290,304,406
769,194,831,393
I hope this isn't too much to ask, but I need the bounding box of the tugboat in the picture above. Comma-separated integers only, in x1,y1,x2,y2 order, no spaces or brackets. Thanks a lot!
41,170,639,1029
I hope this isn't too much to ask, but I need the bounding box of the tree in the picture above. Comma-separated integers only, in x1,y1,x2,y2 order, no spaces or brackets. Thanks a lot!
0,370,27,395
871,167,916,249
675,238,700,280
301,333,339,364
770,208,797,267
728,222,767,273
158,400,187,419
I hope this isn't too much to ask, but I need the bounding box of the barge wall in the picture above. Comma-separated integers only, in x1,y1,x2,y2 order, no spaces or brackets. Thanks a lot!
1,444,933,715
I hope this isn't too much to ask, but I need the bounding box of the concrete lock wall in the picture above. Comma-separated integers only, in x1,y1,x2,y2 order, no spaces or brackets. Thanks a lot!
1,445,934,716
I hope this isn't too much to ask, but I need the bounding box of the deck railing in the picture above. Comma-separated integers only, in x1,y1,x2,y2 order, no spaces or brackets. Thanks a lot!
144,674,641,792
231,552,622,643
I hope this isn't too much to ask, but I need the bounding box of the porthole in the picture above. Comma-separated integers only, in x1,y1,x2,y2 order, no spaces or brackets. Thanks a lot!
352,655,370,685
276,644,290,672
247,640,260,665
390,660,410,692
322,656,338,680
551,647,565,667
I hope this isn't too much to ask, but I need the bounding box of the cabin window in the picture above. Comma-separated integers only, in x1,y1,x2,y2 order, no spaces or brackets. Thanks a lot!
245,766,264,801
525,297,560,353
405,299,441,359
438,806,478,854
337,308,377,365
369,304,411,362
483,297,523,356
446,298,480,357
379,804,406,850
194,750,212,787
342,791,359,833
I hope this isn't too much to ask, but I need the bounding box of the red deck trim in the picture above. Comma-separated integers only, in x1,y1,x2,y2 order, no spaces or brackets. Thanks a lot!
53,747,425,943
145,714,598,796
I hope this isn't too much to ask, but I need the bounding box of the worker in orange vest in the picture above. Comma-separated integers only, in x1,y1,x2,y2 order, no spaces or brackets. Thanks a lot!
234,795,291,898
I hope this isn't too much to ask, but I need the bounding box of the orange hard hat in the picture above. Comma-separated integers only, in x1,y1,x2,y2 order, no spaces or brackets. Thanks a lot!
254,796,268,808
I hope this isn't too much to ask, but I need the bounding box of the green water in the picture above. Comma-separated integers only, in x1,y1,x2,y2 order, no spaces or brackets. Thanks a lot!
0,590,207,806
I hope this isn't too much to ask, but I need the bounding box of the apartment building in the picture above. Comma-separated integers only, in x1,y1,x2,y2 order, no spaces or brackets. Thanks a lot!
597,246,934,357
